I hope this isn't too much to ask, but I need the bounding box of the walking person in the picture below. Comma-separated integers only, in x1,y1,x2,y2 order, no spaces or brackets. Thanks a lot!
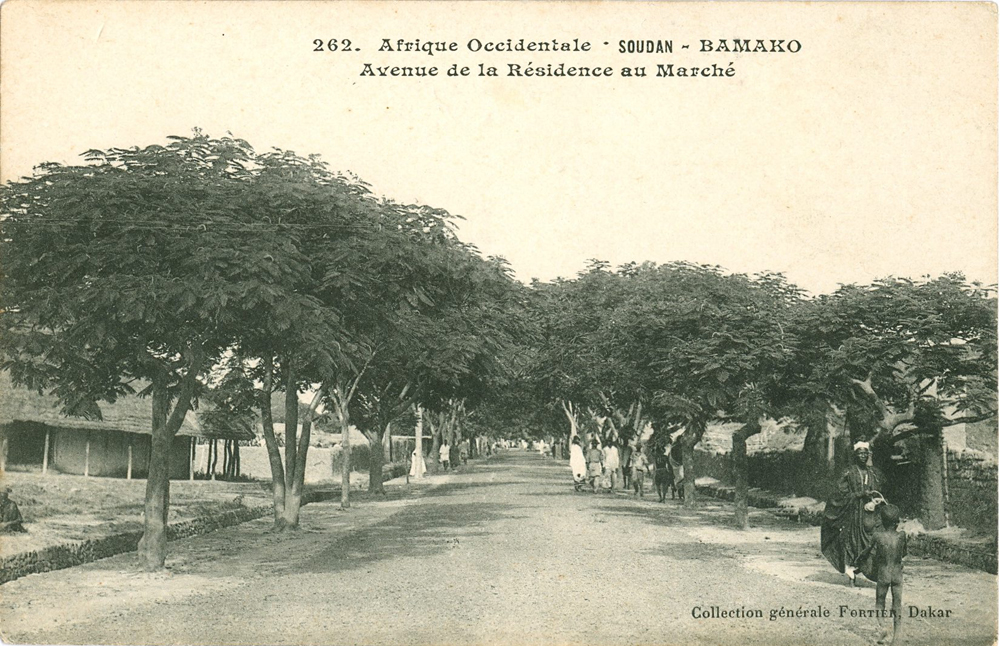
669,440,685,502
602,439,621,493
586,439,604,493
439,440,451,471
654,442,673,502
821,441,884,585
631,443,650,497
570,436,587,491
867,504,907,645
620,440,633,491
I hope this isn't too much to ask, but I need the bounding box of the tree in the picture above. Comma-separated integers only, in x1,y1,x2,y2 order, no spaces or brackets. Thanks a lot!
607,263,802,518
528,262,639,444
791,275,997,529
0,133,324,567
320,205,503,501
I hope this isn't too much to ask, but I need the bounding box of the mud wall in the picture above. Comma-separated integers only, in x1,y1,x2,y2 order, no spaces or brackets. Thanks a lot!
946,450,998,536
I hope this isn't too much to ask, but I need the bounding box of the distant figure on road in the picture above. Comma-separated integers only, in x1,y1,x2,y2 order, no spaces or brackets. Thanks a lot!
631,444,650,497
602,440,621,493
460,439,470,465
620,441,633,490
570,437,587,491
586,439,604,493
669,441,685,501
409,449,426,477
0,487,26,533
821,441,884,586
439,441,451,471
654,442,674,502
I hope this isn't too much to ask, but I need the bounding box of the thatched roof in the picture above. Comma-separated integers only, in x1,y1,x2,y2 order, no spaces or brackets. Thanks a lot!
0,372,249,440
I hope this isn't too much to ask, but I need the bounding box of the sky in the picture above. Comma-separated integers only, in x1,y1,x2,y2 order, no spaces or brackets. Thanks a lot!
2,1,997,295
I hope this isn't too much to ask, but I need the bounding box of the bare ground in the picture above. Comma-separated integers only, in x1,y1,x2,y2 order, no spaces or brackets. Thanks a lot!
0,451,995,646
0,464,369,557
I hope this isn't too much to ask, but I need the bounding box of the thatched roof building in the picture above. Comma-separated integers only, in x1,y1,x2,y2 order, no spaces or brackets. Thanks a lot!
0,372,203,436
0,372,252,479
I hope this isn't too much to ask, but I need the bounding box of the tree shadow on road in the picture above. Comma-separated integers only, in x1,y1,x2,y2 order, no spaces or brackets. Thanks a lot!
591,500,864,590
274,500,524,576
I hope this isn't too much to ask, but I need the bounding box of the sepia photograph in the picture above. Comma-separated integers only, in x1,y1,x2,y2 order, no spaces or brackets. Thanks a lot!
0,2,997,645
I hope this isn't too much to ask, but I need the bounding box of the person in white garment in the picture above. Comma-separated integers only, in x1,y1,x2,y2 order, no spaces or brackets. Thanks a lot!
569,436,587,491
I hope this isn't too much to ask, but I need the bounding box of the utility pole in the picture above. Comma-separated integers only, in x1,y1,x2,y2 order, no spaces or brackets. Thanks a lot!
414,406,425,479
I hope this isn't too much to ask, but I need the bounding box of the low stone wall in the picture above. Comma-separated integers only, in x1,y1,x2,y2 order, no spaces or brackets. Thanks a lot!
693,449,840,502
694,479,998,575
694,448,999,537
0,504,272,585
0,462,410,586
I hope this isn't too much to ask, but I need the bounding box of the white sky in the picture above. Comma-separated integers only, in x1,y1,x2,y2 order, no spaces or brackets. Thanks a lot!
2,1,996,294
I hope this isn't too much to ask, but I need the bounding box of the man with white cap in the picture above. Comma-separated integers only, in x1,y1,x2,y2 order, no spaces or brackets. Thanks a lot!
820,439,884,585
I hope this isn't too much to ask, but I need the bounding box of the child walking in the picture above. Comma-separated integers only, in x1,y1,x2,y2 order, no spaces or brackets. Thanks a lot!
869,504,907,645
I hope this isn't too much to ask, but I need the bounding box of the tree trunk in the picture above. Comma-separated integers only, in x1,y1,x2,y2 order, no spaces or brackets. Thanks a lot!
341,419,352,510
259,355,287,528
732,420,762,530
562,401,579,439
428,422,442,475
223,440,233,478
327,387,353,510
680,425,703,508
918,431,947,530
414,406,424,480
138,380,172,570
283,364,299,496
368,431,386,494
210,439,218,480
138,366,199,570
282,390,318,529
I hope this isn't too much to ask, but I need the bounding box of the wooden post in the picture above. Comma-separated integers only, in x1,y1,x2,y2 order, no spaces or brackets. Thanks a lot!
189,437,195,481
0,435,7,472
84,432,90,477
127,441,133,480
42,429,50,474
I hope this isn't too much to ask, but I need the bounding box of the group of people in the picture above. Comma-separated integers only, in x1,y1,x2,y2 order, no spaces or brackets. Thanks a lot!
438,439,470,471
568,435,684,502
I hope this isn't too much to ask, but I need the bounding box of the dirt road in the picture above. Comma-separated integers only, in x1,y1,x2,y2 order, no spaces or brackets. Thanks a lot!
1,451,995,646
